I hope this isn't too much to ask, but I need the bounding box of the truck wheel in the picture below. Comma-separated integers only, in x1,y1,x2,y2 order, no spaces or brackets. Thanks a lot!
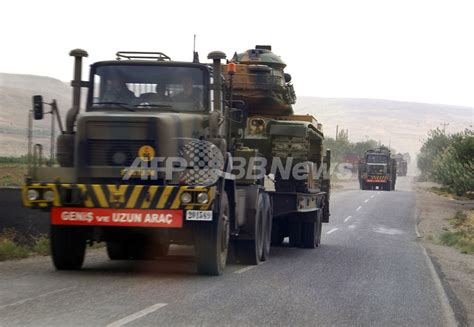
50,225,86,270
271,220,285,246
289,221,302,247
302,210,322,248
235,193,265,265
195,191,230,275
261,193,272,261
106,242,130,260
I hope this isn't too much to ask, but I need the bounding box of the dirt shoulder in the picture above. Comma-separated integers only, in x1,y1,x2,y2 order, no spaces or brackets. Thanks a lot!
415,181,474,326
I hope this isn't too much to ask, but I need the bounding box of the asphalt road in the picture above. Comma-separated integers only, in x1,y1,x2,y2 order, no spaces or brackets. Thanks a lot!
0,177,453,326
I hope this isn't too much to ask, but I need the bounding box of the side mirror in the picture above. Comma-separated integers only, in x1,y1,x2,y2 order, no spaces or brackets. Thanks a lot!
32,95,44,120
284,73,292,83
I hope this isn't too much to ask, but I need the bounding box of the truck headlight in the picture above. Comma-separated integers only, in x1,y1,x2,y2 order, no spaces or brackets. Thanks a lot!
43,190,55,202
27,189,40,201
180,192,192,204
197,192,209,204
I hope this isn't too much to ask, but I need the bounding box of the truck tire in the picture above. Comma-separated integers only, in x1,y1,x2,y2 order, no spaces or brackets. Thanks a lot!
235,193,265,265
50,225,86,270
195,191,230,275
302,210,322,248
261,193,272,261
106,242,130,260
289,221,302,247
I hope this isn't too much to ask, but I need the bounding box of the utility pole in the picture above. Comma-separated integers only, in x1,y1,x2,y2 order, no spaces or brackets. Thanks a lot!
440,123,449,133
336,125,339,140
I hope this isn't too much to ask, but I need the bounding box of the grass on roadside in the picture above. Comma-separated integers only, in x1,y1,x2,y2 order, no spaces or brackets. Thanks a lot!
0,163,27,187
0,229,50,261
0,228,106,261
0,229,31,261
429,186,474,201
439,211,474,254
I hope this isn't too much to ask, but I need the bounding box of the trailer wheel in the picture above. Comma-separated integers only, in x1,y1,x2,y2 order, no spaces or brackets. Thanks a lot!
195,191,230,275
235,193,265,265
261,193,272,261
302,210,322,248
106,242,130,260
50,225,86,270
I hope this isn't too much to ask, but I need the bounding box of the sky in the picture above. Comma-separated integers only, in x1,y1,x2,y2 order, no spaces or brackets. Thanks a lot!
1,0,473,107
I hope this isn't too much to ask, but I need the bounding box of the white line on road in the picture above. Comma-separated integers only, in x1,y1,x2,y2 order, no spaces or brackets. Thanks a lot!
370,195,375,198
420,246,457,326
326,228,339,234
0,286,76,310
364,199,369,203
356,206,362,211
234,263,262,274
107,303,168,327
344,215,352,223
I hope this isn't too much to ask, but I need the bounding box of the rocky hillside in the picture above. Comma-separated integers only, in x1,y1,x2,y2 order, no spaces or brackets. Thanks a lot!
0,73,472,160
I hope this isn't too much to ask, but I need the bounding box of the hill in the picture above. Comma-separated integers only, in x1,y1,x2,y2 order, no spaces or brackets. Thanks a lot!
0,73,472,160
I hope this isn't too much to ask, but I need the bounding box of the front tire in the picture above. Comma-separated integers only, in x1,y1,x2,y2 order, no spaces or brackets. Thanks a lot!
51,225,86,270
195,191,230,275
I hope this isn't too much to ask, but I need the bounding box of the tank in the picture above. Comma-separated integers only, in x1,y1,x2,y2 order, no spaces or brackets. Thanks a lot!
225,45,296,115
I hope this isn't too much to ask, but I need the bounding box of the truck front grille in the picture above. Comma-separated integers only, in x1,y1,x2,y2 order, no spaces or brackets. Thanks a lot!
86,139,154,166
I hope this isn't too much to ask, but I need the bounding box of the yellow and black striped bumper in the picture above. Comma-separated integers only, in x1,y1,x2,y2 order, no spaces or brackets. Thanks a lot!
22,184,216,210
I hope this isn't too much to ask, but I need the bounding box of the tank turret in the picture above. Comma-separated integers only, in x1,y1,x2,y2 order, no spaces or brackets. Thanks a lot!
224,45,296,115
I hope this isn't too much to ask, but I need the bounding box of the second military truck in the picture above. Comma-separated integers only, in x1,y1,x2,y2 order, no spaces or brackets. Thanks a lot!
358,146,397,191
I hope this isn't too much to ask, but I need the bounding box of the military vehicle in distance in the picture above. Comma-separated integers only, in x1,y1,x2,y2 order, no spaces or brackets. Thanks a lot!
358,146,397,191
394,153,408,176
22,46,330,275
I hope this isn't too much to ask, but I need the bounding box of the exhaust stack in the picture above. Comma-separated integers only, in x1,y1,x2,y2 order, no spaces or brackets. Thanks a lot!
66,49,88,133
207,51,226,112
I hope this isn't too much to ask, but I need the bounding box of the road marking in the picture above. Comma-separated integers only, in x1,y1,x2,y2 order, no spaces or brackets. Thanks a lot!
107,303,168,327
344,215,352,223
234,264,261,274
326,228,339,234
0,286,75,310
370,195,375,198
364,199,369,203
356,206,362,211
373,226,404,235
420,246,458,326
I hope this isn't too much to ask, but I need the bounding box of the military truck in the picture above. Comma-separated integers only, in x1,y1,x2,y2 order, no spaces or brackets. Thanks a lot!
358,146,397,191
394,153,408,176
22,46,330,275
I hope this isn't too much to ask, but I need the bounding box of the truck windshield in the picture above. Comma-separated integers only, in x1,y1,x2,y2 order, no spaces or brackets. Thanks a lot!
89,65,208,112
367,154,388,163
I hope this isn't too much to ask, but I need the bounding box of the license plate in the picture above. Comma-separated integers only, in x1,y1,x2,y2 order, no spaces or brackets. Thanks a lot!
186,210,213,221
